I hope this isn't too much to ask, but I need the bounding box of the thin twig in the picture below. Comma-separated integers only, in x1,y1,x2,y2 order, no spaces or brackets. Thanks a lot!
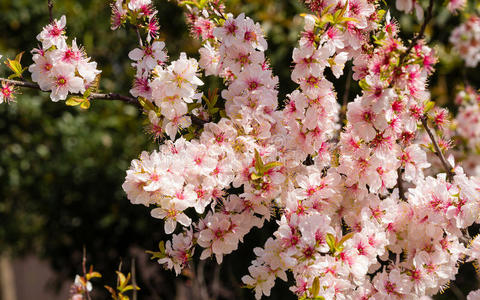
0,77,209,126
117,260,123,287
135,26,144,48
1,78,139,105
131,258,138,300
48,0,54,23
421,116,455,181
399,0,434,65
394,0,450,185
82,246,92,300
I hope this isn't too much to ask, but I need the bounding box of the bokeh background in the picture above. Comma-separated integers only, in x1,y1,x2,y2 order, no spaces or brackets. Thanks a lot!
0,0,479,299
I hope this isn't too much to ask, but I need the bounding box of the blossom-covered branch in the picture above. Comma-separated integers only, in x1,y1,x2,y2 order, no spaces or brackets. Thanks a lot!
399,0,435,65
0,77,139,105
421,116,456,180
3,0,480,299
0,77,209,126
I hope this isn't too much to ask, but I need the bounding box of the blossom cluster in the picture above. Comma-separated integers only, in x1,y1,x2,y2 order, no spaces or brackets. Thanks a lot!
455,86,480,153
28,16,101,102
5,0,477,298
0,0,478,297
111,0,210,141
111,0,160,42
450,15,480,68
123,10,286,272
119,0,480,298
131,46,204,139
396,0,466,16
0,81,16,104
452,86,480,176
69,275,93,300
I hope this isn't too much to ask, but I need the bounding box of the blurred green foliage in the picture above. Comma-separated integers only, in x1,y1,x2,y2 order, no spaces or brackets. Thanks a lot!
1,0,480,299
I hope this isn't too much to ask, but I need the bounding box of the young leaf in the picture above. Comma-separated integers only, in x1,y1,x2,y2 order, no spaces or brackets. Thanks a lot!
80,99,91,109
326,233,337,253
66,97,84,106
86,271,102,280
338,232,354,246
311,277,320,297
5,52,26,78
263,161,282,172
254,148,265,174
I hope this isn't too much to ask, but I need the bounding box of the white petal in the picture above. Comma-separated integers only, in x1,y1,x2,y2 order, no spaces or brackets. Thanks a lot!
164,219,176,234
128,48,144,61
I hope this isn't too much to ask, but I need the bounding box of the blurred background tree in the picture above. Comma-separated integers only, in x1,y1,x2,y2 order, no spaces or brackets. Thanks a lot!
0,0,479,299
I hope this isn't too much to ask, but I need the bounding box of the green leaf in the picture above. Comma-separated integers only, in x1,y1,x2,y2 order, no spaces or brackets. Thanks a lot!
119,285,134,293
326,233,336,253
424,101,435,113
89,74,101,93
66,97,84,107
311,277,320,297
358,79,371,91
105,285,117,298
321,4,334,16
159,241,165,253
187,102,201,111
146,241,166,259
84,89,92,99
116,271,127,287
250,172,262,180
138,97,155,112
80,100,91,109
4,52,26,78
254,149,264,173
323,14,335,24
264,161,282,172
339,17,358,23
338,232,354,246
210,93,218,107
86,271,102,280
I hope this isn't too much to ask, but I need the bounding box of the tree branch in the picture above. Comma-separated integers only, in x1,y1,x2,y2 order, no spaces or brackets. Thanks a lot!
82,246,91,300
399,0,434,65
135,26,144,48
395,0,455,183
1,77,140,105
397,168,406,200
48,0,54,23
0,77,208,126
131,258,138,300
338,67,352,130
421,116,455,181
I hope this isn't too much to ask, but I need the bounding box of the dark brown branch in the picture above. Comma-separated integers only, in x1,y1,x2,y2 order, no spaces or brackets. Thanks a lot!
399,0,434,65
421,116,455,181
0,77,208,126
339,68,352,128
48,0,54,23
82,246,91,300
131,258,138,300
1,78,140,105
397,168,406,200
